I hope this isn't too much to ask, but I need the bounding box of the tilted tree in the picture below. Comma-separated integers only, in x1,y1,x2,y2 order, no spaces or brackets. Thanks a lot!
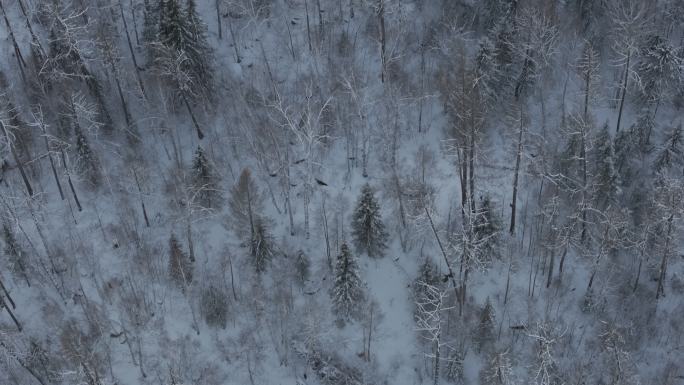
351,184,388,258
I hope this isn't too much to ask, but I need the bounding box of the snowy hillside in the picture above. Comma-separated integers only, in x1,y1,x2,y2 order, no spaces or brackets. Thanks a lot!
0,0,683,384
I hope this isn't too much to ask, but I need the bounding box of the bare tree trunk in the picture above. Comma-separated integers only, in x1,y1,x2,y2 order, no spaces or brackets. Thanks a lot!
322,197,332,271
378,0,386,83
304,0,313,51
228,17,240,63
0,1,27,84
132,169,150,227
510,108,524,234
119,1,147,99
39,117,65,200
182,92,204,140
615,51,630,133
216,0,222,39
61,150,83,212
656,214,673,299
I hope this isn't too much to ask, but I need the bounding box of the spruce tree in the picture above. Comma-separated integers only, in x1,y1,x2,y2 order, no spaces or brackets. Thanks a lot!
191,146,221,208
168,234,193,289
157,0,213,98
593,123,620,208
653,124,683,174
351,184,388,258
330,242,365,323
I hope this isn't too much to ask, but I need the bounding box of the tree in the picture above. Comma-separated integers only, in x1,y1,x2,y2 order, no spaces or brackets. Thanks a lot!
2,223,30,286
593,123,620,208
250,217,273,274
191,146,221,208
480,350,516,385
157,0,213,98
330,242,365,323
294,250,311,286
200,285,228,329
73,113,100,187
653,124,682,175
351,184,388,258
414,281,456,385
636,35,682,111
474,195,502,264
577,40,601,121
475,298,496,352
228,168,263,244
168,234,193,289
608,0,650,133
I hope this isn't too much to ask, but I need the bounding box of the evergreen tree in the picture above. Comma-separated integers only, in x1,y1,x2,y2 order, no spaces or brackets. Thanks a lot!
475,298,496,352
157,0,213,98
250,217,273,274
474,195,502,263
653,124,683,174
2,223,30,286
593,123,620,207
351,184,388,258
191,146,221,208
330,243,365,323
168,234,193,289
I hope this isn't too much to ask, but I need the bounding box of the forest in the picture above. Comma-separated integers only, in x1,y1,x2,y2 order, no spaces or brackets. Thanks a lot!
0,0,683,384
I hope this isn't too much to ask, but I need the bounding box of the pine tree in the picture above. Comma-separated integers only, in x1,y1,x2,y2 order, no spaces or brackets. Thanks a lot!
2,223,30,286
475,298,496,352
330,242,365,323
593,123,620,208
351,184,388,258
250,217,273,274
191,146,221,208
168,234,193,289
653,124,683,174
